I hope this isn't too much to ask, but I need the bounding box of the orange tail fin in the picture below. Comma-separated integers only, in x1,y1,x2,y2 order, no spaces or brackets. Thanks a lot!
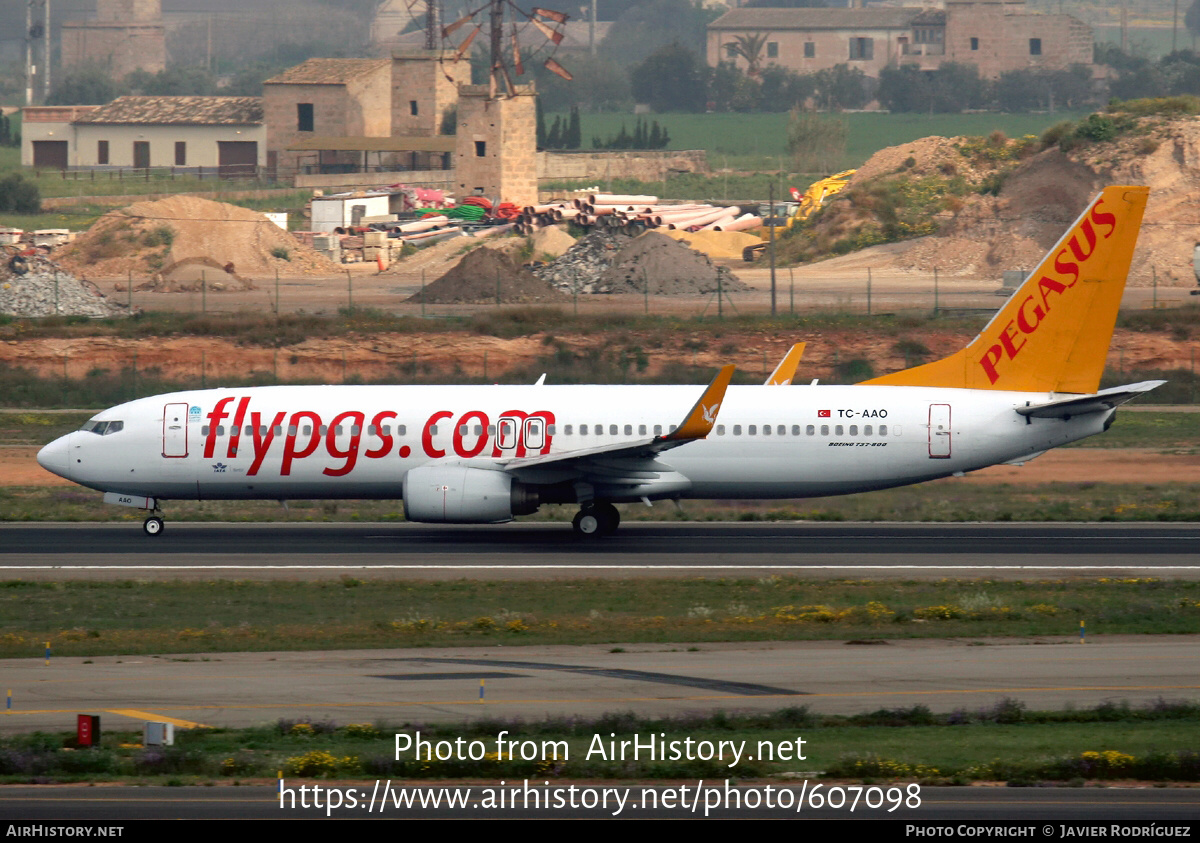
861,185,1148,394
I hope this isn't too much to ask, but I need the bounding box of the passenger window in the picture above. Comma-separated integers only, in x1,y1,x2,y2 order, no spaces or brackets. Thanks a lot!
303,425,312,436
864,425,873,435
399,425,407,436
762,425,771,436
201,425,210,436
609,424,617,435
217,425,225,436
849,425,858,436
274,425,283,436
749,425,757,435
717,425,725,435
459,425,468,436
288,425,297,436
654,425,662,435
821,425,829,436
320,425,329,435
352,426,362,436
639,424,646,435
244,425,253,435
624,424,632,436
733,425,742,435
778,425,785,436
835,425,844,436
806,425,815,435
564,424,573,435
580,425,588,436
546,425,555,435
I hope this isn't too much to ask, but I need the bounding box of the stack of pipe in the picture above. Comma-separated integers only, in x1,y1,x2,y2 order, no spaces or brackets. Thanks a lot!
512,193,760,237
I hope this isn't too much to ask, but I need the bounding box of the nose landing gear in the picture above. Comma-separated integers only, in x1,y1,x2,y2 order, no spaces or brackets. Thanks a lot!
572,502,619,537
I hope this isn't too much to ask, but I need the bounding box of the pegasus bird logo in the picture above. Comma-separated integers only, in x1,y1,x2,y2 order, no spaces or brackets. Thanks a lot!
702,402,720,425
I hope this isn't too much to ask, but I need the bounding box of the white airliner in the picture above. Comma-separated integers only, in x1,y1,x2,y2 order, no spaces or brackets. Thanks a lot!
38,186,1159,537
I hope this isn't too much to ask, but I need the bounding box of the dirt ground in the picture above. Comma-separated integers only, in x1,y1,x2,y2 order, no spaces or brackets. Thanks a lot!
6,446,1195,489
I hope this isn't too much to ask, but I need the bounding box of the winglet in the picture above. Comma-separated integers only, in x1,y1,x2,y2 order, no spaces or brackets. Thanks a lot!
765,343,806,386
662,364,736,441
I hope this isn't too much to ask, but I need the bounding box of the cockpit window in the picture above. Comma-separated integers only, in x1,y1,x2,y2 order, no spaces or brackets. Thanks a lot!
81,420,124,436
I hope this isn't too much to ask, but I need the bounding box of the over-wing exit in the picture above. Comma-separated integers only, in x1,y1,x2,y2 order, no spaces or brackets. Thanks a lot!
38,187,1159,538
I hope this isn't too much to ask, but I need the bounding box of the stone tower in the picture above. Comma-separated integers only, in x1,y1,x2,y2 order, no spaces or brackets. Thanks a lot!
61,0,166,78
453,85,537,208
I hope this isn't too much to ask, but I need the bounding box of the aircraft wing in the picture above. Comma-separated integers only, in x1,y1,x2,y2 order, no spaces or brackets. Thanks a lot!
499,365,736,475
1015,380,1165,419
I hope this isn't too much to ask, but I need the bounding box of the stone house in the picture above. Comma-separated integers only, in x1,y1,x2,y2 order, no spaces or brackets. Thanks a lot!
706,0,1092,81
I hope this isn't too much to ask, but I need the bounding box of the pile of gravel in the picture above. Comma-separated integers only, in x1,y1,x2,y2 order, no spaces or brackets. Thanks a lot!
532,230,746,296
0,252,122,317
407,247,567,304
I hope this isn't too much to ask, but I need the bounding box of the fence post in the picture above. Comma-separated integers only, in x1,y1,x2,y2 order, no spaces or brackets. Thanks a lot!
867,267,872,316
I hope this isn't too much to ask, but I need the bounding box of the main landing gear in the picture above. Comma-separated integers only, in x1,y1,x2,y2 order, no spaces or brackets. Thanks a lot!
572,502,620,537
143,515,164,536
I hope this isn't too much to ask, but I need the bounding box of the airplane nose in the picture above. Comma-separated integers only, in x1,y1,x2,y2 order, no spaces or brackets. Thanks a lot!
36,434,71,480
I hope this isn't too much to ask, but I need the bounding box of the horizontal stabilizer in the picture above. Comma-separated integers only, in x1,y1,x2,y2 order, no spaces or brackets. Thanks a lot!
1015,380,1165,419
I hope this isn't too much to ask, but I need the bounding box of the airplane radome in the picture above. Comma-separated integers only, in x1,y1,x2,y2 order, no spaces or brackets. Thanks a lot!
38,186,1161,538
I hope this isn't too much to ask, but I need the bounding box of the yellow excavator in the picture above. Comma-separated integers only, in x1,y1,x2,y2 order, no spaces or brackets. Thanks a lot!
743,169,856,261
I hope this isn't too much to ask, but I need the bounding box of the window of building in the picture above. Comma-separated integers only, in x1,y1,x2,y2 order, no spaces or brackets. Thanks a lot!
475,140,486,157
97,140,108,165
970,36,979,50
1029,38,1041,55
297,103,314,132
175,141,186,166
766,41,778,58
804,42,815,58
849,38,874,61
409,100,418,116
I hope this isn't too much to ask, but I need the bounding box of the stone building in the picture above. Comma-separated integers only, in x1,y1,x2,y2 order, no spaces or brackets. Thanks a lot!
706,0,1092,80
61,0,167,77
454,85,538,209
263,52,468,176
262,58,393,174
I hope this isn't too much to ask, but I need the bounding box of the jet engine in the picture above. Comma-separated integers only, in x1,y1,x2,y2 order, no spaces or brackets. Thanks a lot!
402,464,539,523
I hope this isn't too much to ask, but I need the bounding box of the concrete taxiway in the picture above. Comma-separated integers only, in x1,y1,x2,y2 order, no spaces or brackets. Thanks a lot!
3,636,1198,734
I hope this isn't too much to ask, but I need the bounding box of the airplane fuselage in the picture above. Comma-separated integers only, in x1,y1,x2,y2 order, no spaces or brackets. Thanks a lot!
37,383,1110,507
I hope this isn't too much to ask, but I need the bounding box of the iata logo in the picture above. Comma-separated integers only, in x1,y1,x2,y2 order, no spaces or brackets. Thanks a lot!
977,196,1118,385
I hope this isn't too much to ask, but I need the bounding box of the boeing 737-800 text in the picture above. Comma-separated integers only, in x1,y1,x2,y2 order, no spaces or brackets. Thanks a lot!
37,185,1159,537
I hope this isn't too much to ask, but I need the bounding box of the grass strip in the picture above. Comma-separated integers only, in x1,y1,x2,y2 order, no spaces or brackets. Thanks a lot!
0,577,1196,659
3,699,1197,784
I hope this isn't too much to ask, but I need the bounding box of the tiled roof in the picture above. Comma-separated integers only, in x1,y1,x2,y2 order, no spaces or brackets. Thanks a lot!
263,58,391,85
709,8,924,30
74,96,262,125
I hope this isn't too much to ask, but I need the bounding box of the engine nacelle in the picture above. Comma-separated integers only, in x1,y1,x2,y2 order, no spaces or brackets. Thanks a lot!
402,464,538,523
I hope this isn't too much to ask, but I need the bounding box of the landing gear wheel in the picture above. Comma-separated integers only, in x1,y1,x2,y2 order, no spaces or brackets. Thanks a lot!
593,501,620,535
143,516,164,536
572,508,601,537
572,503,619,537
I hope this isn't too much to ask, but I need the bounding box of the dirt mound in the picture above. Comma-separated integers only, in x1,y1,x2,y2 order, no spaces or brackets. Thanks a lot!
407,247,567,304
57,195,337,287
827,116,1200,285
534,230,746,295
530,225,576,259
0,251,122,317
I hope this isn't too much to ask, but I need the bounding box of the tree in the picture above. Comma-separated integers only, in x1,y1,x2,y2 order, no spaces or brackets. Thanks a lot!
601,0,718,65
707,61,762,112
1187,0,1200,37
813,64,869,110
631,42,707,112
0,172,40,214
759,65,816,112
728,32,770,77
46,63,120,105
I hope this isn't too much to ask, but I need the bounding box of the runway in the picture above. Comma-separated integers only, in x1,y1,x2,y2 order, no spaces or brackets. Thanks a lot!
3,522,1200,578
